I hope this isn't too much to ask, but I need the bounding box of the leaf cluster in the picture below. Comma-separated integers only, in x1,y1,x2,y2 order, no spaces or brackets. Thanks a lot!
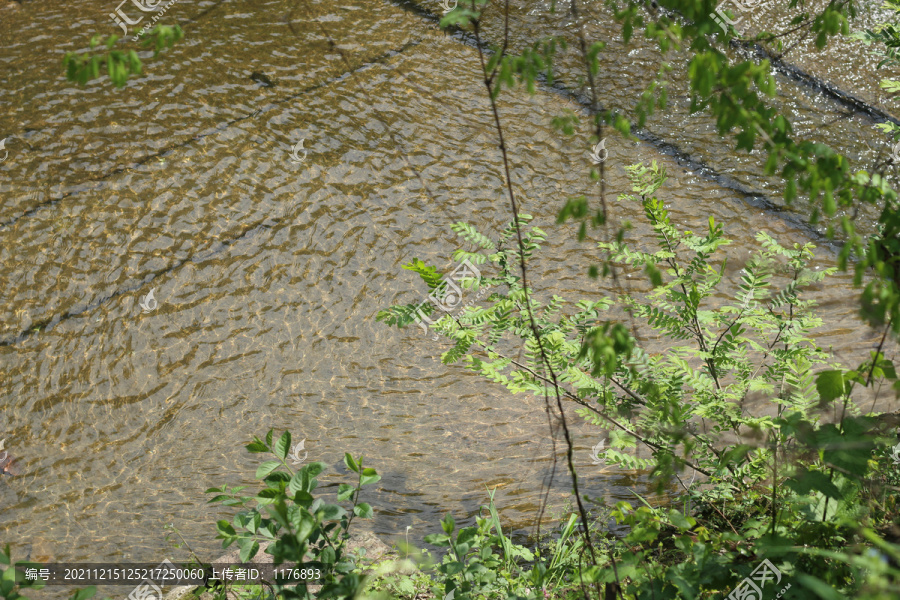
63,26,183,88
205,430,380,600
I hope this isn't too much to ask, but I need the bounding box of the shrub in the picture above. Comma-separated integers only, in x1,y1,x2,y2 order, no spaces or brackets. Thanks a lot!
379,161,900,598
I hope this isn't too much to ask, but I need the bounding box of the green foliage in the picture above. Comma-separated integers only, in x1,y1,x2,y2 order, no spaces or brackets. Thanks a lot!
417,493,586,600
441,0,900,338
353,493,590,600
380,161,900,598
63,26,183,88
205,430,380,600
855,1,900,69
30,0,900,597
439,0,490,30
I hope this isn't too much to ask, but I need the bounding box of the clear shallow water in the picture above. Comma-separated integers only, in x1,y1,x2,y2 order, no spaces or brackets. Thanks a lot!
0,0,898,597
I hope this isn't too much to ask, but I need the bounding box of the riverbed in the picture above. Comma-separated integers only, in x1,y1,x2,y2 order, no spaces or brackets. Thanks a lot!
0,0,898,597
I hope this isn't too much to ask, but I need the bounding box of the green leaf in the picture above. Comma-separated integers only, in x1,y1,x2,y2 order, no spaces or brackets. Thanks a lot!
337,483,356,501
816,370,846,404
288,472,305,496
266,501,291,531
237,537,260,562
246,440,269,453
645,263,663,287
441,513,455,535
255,460,281,479
668,509,696,531
216,520,236,537
424,533,451,546
359,467,381,486
294,509,317,543
304,461,326,478
456,526,478,546
318,503,347,520
785,468,843,500
353,503,374,519
344,453,360,473
274,431,291,461
796,574,844,600
402,258,444,291
70,587,98,600
293,490,314,508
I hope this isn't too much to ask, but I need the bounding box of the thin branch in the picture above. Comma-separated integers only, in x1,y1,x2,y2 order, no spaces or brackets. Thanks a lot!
471,6,601,599
467,342,715,478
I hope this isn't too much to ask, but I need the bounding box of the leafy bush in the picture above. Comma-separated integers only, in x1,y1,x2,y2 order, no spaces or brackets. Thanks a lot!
205,429,380,600
360,491,588,600
380,162,900,598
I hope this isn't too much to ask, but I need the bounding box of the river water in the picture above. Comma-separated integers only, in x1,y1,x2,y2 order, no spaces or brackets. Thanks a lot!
1,0,898,596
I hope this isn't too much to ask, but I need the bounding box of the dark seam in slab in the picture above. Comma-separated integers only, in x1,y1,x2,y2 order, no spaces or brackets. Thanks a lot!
386,0,839,248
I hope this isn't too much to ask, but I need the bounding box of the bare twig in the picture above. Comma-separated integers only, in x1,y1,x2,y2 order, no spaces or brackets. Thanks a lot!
471,3,601,597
